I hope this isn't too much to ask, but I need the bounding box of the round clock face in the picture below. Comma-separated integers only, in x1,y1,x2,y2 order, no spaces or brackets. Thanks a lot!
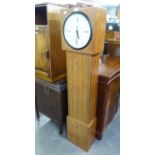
63,12,92,50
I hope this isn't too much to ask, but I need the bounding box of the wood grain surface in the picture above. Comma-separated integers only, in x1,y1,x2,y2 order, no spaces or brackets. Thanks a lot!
35,3,66,82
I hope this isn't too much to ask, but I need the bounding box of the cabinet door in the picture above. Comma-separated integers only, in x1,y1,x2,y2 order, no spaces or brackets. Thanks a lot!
35,26,50,73
104,76,120,127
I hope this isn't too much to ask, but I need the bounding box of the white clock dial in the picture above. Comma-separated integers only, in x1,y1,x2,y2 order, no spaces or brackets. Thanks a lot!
63,12,92,50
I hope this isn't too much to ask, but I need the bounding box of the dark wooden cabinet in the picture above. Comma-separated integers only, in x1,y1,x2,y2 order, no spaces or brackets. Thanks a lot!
96,55,120,140
35,3,66,82
35,78,68,134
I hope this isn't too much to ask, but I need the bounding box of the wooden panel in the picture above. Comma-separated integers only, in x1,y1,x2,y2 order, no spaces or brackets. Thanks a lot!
47,5,66,78
35,26,50,73
67,51,100,123
67,51,91,123
96,75,120,140
104,76,120,127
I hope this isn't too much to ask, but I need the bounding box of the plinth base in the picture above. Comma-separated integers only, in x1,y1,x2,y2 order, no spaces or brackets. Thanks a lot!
67,116,97,151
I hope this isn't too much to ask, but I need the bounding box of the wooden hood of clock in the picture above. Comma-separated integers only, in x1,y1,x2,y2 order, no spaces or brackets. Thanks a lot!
61,7,107,55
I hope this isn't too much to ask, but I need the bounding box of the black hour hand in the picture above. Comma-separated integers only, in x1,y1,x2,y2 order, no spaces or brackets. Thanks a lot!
76,27,80,40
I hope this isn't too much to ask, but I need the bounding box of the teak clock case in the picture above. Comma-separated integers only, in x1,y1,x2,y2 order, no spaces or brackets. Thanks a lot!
61,7,107,151
35,3,66,82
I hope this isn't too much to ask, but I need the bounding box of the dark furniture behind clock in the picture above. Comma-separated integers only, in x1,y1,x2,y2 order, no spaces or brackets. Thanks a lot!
35,78,68,134
96,55,120,140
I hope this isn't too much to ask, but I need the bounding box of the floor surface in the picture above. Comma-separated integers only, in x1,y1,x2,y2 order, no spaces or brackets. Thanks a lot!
35,110,120,155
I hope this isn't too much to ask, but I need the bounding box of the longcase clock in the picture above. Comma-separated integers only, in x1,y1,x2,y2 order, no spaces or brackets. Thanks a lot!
61,7,106,151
